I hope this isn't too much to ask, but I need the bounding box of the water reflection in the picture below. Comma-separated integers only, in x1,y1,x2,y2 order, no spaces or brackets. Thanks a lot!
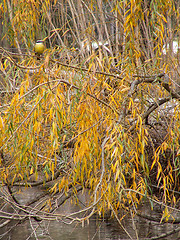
6,214,179,240
0,189,179,240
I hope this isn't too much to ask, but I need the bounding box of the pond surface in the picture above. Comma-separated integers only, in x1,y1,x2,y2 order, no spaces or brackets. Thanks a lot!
0,187,179,240
1,212,179,240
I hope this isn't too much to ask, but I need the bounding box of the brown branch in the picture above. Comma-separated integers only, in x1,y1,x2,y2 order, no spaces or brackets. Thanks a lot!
128,73,165,97
0,220,11,228
129,73,180,99
137,212,180,224
143,97,171,124
0,47,41,70
50,58,123,80
1,47,124,80
12,170,62,187
148,226,180,240
0,185,83,222
127,73,180,131
128,97,171,132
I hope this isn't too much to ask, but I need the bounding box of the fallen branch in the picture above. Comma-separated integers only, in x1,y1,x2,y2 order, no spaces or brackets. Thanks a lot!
137,212,180,224
149,226,180,240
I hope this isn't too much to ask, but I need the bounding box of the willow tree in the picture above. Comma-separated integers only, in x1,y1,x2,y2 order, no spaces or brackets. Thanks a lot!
0,0,179,238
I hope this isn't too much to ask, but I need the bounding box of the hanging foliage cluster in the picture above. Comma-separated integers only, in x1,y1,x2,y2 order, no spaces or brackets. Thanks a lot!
0,0,179,224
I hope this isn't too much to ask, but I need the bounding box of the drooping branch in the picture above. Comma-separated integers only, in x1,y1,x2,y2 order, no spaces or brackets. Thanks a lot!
143,97,172,124
129,73,180,99
127,73,180,130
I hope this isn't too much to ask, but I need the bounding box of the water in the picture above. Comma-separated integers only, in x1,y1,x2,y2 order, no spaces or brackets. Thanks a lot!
0,187,179,240
1,213,179,240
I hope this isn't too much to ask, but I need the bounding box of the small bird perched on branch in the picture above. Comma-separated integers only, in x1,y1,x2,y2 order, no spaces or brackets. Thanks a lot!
34,40,45,59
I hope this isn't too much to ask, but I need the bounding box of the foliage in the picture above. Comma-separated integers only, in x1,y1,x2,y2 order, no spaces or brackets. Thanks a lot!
0,0,180,230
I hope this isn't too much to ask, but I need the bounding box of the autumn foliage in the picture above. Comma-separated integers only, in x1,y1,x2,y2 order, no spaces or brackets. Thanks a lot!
0,0,179,224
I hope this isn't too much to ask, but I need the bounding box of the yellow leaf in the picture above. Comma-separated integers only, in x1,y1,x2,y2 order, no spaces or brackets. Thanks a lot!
20,85,24,97
30,167,33,175
156,166,161,180
44,53,50,69
161,14,167,23
0,115,4,129
115,169,120,182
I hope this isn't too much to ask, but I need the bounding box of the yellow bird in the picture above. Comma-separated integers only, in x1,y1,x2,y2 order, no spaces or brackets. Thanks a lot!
34,40,45,58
